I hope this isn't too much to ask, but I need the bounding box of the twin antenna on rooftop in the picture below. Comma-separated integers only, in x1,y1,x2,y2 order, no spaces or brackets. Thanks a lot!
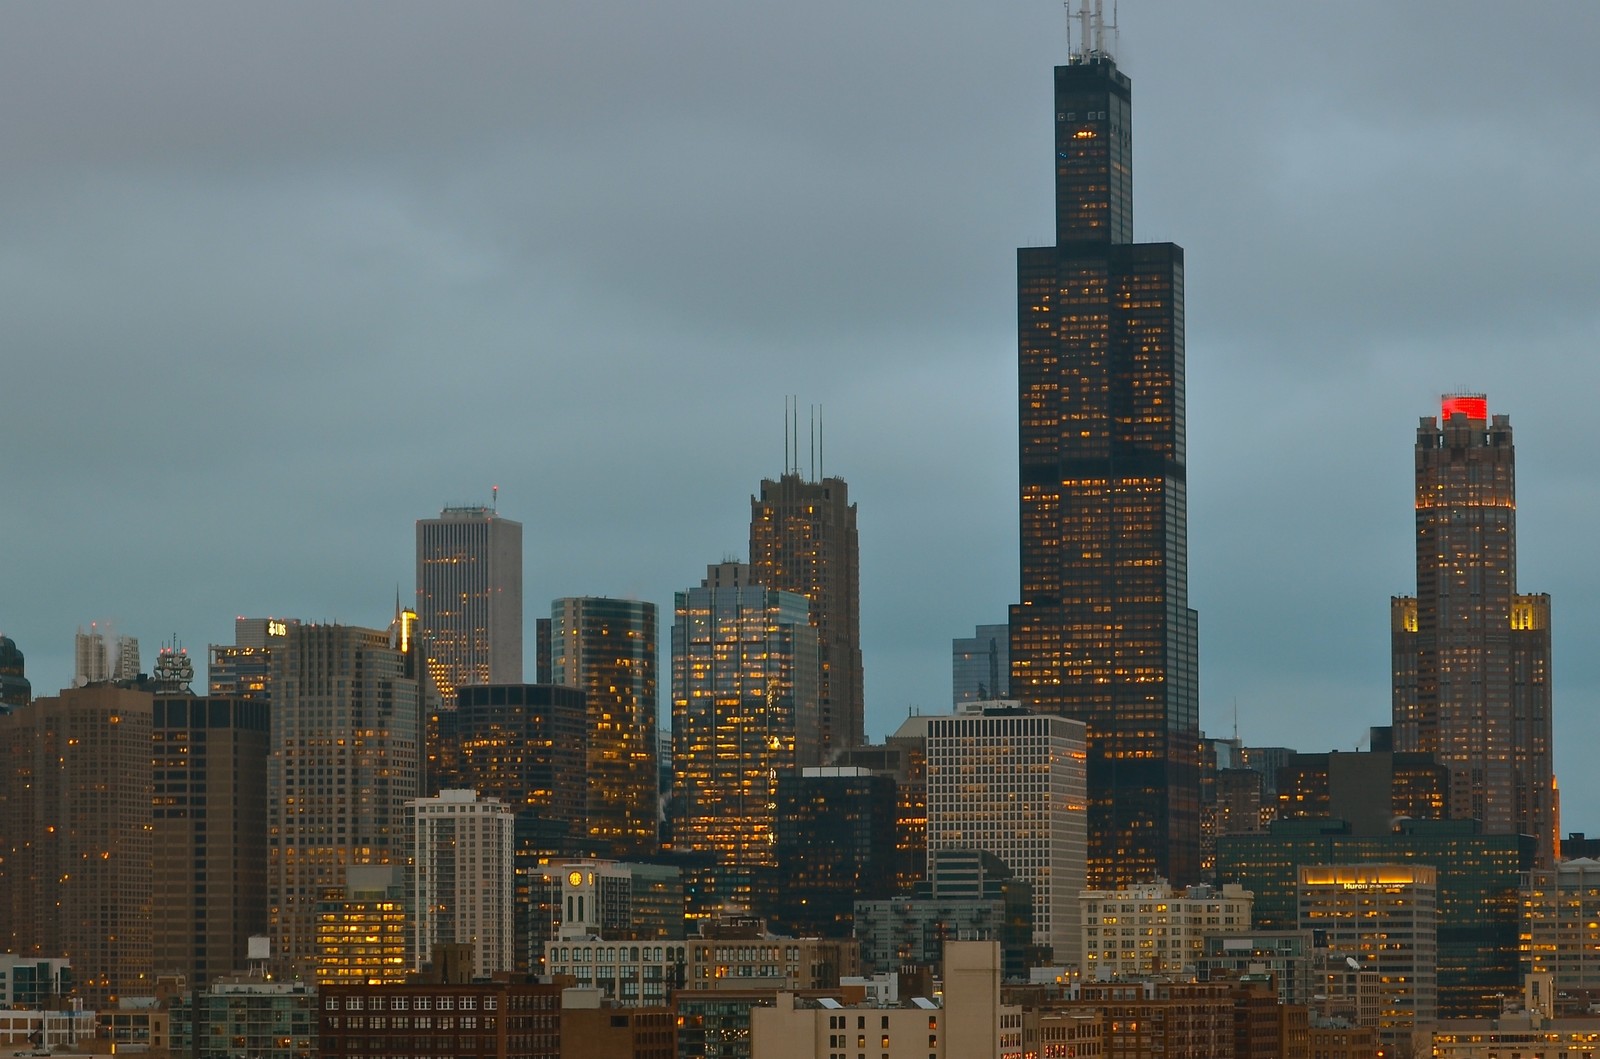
1067,0,1119,64
783,395,824,482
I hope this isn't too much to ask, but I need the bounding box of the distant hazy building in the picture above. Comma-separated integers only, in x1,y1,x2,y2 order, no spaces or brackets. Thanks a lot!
1393,395,1555,866
73,623,110,683
151,693,270,986
1299,864,1438,1046
410,790,515,977
267,621,422,980
0,684,154,1006
750,471,863,756
953,623,1009,705
670,561,820,909
551,597,659,859
925,703,1087,966
415,505,524,703
0,636,30,710
71,625,139,684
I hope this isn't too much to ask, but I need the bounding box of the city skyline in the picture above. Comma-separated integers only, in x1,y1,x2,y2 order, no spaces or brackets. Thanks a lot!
5,5,1600,820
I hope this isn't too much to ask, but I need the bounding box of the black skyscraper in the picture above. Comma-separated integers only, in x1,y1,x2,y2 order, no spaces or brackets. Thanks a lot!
1009,23,1200,888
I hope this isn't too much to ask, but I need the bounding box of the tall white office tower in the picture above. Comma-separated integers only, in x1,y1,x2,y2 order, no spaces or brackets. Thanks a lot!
416,505,524,704
409,789,515,976
925,702,1088,967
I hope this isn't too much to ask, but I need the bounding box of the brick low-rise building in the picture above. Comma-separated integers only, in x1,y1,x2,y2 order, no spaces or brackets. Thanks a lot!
318,978,563,1059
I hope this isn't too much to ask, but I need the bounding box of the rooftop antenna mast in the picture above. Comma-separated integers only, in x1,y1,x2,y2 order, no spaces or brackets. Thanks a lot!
491,484,498,514
1069,0,1117,63
809,405,817,482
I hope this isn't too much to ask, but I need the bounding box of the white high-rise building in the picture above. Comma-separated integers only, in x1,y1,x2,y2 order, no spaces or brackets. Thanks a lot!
925,702,1087,966
74,625,139,684
410,789,515,976
73,624,109,683
416,506,523,704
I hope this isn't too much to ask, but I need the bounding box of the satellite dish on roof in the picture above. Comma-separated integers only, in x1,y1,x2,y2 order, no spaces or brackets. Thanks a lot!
73,675,88,688
1346,957,1362,971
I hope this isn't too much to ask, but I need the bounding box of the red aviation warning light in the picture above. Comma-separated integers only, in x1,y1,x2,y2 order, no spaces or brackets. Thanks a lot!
1441,393,1488,421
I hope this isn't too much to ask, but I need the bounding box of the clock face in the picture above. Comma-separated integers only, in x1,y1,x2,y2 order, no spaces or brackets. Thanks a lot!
569,871,583,887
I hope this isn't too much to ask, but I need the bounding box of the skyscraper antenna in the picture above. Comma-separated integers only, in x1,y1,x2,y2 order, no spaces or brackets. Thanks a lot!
491,484,498,514
784,396,791,476
819,404,824,480
1068,0,1116,64
809,405,817,482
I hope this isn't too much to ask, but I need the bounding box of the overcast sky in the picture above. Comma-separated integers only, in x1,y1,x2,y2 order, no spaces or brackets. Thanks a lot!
5,3,1599,822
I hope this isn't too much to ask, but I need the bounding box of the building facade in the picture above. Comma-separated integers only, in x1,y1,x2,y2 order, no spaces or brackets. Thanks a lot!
551,597,659,859
0,684,154,1006
551,859,686,942
1276,747,1447,834
209,615,298,701
267,621,422,979
1392,395,1555,866
670,561,820,909
416,505,524,704
315,865,410,986
318,978,563,1059
450,683,588,972
772,767,897,938
749,472,864,756
925,704,1087,966
1298,864,1439,1046
1079,882,1252,979
1217,817,1532,1019
1008,26,1201,891
1521,858,1600,994
151,693,271,986
0,636,30,710
410,789,516,976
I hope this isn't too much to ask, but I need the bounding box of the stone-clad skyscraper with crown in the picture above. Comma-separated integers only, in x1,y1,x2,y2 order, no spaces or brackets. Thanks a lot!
1392,394,1555,866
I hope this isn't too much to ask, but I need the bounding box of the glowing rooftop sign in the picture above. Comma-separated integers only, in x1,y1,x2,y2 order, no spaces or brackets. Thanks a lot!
1441,394,1488,421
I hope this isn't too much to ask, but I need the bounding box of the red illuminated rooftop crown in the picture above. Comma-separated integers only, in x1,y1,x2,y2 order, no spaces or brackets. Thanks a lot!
1440,393,1488,421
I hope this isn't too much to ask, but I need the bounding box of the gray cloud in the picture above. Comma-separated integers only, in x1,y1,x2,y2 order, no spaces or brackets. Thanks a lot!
5,2,1599,822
